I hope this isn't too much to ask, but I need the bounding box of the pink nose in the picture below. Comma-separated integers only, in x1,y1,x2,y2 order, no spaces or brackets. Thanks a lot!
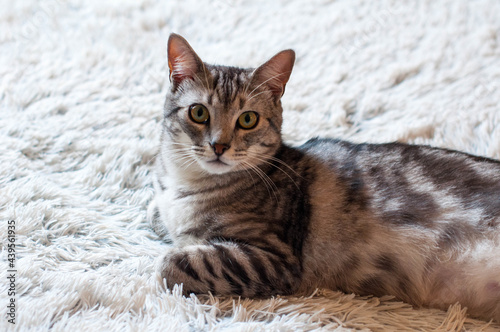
211,142,230,156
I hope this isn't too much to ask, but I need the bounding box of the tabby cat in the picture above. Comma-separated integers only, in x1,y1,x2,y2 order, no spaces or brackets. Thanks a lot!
147,33,500,322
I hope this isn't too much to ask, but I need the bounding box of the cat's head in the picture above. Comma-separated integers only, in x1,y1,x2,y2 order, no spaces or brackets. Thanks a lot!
161,33,295,176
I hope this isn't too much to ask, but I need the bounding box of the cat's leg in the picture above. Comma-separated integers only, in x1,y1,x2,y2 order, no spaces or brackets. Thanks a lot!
425,236,500,322
156,241,301,297
147,199,171,242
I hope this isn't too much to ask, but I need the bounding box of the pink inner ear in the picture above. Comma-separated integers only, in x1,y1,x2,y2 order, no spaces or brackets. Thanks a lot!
265,65,287,95
167,34,202,84
168,51,200,84
253,49,295,97
169,55,197,83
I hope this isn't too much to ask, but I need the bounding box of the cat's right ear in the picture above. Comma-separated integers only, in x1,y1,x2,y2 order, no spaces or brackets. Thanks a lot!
252,49,295,100
167,33,204,89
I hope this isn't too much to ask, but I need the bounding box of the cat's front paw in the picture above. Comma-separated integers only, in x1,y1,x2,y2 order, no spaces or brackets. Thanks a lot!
155,242,301,297
154,246,176,288
155,246,212,295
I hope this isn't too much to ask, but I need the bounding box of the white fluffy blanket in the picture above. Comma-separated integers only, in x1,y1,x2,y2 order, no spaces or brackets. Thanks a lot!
1,1,499,331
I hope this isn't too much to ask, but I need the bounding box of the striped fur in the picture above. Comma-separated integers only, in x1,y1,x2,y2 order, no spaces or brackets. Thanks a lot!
148,34,500,322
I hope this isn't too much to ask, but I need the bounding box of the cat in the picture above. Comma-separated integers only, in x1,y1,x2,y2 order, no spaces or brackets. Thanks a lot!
147,33,500,322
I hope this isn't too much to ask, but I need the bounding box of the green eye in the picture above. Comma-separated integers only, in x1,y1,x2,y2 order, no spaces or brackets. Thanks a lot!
237,111,259,129
189,104,209,124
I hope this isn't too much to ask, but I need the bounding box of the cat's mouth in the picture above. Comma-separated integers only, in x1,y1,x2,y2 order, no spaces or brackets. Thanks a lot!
207,159,228,166
202,158,233,174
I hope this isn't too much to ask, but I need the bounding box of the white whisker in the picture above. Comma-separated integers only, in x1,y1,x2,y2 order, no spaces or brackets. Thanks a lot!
254,153,303,180
246,71,289,100
235,162,257,189
246,152,301,191
241,160,279,202
244,68,257,96
247,90,269,103
181,158,198,170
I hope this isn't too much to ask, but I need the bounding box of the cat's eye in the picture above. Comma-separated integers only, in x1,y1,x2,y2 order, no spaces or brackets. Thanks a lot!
189,104,209,124
237,111,259,129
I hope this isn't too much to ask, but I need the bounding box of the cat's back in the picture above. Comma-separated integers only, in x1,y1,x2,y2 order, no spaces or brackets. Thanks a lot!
300,137,500,202
300,139,500,233
300,137,500,177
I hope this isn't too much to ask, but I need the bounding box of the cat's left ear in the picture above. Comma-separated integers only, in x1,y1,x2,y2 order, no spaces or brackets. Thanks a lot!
252,49,295,99
167,33,205,88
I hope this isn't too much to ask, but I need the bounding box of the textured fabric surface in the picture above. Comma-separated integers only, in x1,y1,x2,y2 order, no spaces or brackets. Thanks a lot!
1,1,500,331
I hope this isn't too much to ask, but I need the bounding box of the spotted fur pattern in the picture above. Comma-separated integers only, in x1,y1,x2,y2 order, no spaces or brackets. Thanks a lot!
148,34,500,322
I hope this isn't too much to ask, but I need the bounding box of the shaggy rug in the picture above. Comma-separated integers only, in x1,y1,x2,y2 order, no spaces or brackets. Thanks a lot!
1,0,499,331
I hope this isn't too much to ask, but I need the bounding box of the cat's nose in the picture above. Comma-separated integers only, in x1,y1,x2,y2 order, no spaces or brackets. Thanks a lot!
210,142,230,156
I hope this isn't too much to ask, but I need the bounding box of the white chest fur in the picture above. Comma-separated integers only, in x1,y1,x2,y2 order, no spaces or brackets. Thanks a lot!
154,175,206,247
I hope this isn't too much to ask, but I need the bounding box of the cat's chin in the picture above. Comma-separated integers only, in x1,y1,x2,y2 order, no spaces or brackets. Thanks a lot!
201,159,235,175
